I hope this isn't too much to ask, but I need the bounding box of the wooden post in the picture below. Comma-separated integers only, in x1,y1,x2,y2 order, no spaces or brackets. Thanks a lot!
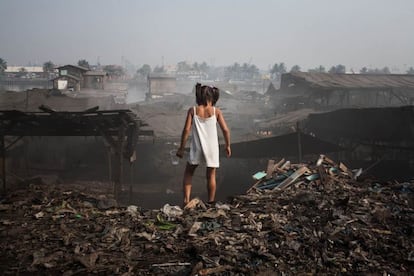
25,90,29,111
296,121,302,163
107,146,113,192
129,162,134,204
114,126,125,201
1,136,5,194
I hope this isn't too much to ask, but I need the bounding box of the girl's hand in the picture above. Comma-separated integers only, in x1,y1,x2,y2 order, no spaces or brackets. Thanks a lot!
225,146,231,158
176,148,184,158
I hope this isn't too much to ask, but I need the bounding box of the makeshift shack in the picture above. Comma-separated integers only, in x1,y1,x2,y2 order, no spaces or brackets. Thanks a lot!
303,105,414,179
231,130,342,161
276,72,414,110
0,107,153,198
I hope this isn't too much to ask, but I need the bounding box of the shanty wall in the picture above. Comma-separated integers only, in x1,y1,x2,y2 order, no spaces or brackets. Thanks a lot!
0,78,52,92
148,77,176,97
83,75,105,90
53,76,80,91
303,106,414,179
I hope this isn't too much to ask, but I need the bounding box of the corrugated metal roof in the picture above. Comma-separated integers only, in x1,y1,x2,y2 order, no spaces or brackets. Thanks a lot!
283,72,414,89
57,64,89,71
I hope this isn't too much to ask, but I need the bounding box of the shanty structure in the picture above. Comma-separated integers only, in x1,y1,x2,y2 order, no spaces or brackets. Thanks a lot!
278,72,414,109
304,105,414,145
264,82,278,96
147,73,177,99
231,128,342,160
0,107,153,199
303,106,414,176
53,65,108,91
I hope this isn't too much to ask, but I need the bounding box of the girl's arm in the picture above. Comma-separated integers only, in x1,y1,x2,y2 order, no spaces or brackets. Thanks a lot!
216,108,231,157
177,108,193,158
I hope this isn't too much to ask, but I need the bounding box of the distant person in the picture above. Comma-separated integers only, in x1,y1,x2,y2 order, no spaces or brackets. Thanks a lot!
176,83,231,206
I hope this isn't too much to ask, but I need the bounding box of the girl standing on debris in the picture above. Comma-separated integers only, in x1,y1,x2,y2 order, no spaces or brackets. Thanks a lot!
176,83,231,206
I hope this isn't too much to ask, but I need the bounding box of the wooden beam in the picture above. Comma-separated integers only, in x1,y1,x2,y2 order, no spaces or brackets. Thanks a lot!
114,125,126,200
5,136,23,151
1,136,5,194
296,121,302,163
273,166,308,191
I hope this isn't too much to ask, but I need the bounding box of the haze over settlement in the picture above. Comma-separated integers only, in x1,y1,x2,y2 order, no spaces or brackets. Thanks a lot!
1,0,413,72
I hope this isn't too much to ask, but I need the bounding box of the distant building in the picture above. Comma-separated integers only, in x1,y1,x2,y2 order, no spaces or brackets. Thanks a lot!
83,71,107,90
5,66,44,73
53,65,107,91
147,73,176,99
276,72,414,110
5,66,45,78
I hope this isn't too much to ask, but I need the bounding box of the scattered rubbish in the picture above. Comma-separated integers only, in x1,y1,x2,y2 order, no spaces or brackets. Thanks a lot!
188,221,203,237
34,211,45,219
152,262,191,267
252,171,266,180
215,202,231,211
184,197,206,210
126,205,139,216
0,157,413,274
161,204,183,219
353,168,363,180
97,197,117,210
155,214,177,231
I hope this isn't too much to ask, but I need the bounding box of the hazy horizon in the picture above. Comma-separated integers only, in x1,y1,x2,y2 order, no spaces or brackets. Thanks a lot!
1,0,413,72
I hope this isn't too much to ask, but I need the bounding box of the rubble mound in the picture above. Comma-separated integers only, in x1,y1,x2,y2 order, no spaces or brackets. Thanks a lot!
0,156,413,275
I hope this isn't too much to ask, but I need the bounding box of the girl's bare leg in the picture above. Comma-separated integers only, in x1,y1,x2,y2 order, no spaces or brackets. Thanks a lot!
206,167,217,203
183,163,197,205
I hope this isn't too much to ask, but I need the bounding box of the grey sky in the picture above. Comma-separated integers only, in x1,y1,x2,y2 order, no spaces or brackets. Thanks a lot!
1,0,413,72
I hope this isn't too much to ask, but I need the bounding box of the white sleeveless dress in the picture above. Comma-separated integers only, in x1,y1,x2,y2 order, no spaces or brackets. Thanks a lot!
188,106,220,168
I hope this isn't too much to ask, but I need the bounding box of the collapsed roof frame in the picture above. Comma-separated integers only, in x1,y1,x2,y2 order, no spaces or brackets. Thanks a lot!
0,107,154,199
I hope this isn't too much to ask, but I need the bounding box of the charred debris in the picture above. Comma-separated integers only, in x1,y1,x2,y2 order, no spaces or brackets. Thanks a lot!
0,154,413,274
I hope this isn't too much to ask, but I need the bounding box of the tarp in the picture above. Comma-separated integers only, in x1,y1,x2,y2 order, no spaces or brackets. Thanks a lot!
304,106,414,142
230,132,342,158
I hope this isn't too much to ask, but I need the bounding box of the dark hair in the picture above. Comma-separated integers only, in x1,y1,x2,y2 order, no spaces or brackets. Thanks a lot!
195,83,220,106
210,86,219,105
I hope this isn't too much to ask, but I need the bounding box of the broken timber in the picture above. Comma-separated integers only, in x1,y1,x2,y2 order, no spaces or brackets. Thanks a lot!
0,108,153,197
273,166,309,191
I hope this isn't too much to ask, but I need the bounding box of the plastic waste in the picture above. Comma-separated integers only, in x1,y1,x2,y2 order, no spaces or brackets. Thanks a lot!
170,150,179,165
156,214,177,230
161,204,183,219
34,211,45,219
306,174,320,181
127,205,139,216
215,202,231,210
353,168,363,180
252,171,266,180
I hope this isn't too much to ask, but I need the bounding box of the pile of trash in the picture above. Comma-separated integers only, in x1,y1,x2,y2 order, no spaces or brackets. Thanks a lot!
0,155,413,275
